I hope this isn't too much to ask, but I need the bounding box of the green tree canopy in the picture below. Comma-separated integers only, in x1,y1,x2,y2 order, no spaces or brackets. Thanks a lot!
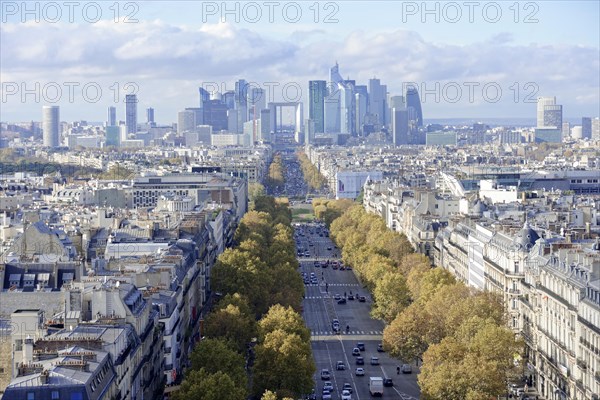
173,369,247,400
203,304,257,353
189,338,247,387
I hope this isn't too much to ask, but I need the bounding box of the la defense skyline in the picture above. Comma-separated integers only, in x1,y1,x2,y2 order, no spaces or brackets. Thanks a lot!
30,61,599,148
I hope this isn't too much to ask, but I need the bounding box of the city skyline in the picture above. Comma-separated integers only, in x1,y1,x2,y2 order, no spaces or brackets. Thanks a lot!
1,1,599,122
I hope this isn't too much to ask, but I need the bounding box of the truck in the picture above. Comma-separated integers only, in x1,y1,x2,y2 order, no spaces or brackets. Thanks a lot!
369,377,384,396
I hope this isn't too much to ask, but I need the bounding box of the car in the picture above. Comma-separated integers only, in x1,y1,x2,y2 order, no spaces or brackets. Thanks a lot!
332,319,340,331
358,296,366,302
323,382,333,391
355,368,365,376
356,342,365,351
342,383,353,393
320,369,330,380
327,246,332,250
347,294,354,300
356,356,364,365
352,347,360,356
334,294,341,300
383,378,393,387
336,361,345,370
337,298,347,304
341,389,352,400
322,391,332,400
401,364,412,373
377,344,384,352
370,357,379,365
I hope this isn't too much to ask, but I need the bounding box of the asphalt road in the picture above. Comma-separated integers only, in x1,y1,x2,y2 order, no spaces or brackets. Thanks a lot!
296,223,421,400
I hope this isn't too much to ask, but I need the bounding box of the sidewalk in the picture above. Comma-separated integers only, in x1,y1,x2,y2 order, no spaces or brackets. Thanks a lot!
498,388,544,400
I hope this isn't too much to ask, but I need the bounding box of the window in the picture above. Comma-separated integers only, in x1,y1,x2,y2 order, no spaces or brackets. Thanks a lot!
70,393,83,400
27,393,35,400
52,391,60,400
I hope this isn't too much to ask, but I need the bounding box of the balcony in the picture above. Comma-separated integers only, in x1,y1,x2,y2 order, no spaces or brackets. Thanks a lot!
595,371,600,383
576,358,587,370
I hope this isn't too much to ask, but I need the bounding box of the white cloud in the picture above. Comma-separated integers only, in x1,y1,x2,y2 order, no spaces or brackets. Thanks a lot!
0,20,598,121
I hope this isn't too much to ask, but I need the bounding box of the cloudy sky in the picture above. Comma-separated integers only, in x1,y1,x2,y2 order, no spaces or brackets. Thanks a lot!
1,1,599,123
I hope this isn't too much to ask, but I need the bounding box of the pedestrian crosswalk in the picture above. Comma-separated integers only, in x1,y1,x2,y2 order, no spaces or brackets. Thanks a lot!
304,283,360,286
310,330,383,336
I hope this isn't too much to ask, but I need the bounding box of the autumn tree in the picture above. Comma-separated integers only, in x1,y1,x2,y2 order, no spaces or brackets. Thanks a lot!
173,369,247,400
258,304,310,342
252,329,315,398
203,304,257,353
371,271,411,323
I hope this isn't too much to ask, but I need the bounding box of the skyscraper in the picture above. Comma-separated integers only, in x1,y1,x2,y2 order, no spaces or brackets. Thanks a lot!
582,117,592,139
537,97,558,128
330,62,343,85
339,80,355,135
42,105,60,147
235,79,248,134
543,104,563,130
203,100,228,131
125,94,138,135
146,107,155,124
308,80,326,133
324,85,341,133
392,107,409,146
405,86,423,127
185,108,203,127
247,87,266,121
592,118,600,140
178,110,196,134
355,90,368,136
199,87,210,108
107,106,116,126
222,91,235,110
368,78,386,127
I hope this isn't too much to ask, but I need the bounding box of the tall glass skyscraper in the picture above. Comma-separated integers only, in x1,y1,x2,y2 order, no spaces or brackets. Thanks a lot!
309,80,326,133
107,106,116,126
339,80,355,135
199,87,210,107
235,79,248,133
146,107,154,124
368,78,387,127
330,62,343,85
582,117,592,139
42,105,60,147
405,86,423,127
125,94,138,135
